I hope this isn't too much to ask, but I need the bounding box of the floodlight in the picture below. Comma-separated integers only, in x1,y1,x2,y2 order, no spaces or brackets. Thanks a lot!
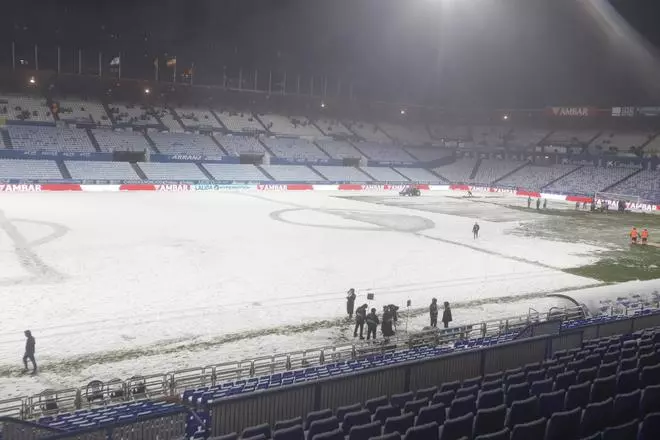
400,109,406,115
144,88,151,95
28,77,36,85
320,102,326,108
502,114,509,120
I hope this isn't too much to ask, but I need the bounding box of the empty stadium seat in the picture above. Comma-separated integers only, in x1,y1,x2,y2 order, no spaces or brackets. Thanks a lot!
448,396,476,419
273,425,304,440
383,413,414,436
347,421,381,440
366,396,389,414
241,423,271,439
403,421,439,440
477,389,503,410
639,412,660,440
580,398,613,436
391,392,414,410
439,413,473,440
601,418,638,440
640,385,660,416
473,404,506,437
473,427,509,440
415,386,438,401
415,403,445,427
373,406,400,426
336,403,362,422
307,416,339,440
565,382,591,410
505,383,529,406
544,407,581,440
432,391,455,407
506,396,539,428
509,417,546,440
530,379,553,396
306,410,333,430
342,409,371,435
590,375,616,403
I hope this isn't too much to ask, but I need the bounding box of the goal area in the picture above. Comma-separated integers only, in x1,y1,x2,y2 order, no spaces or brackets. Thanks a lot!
595,192,656,212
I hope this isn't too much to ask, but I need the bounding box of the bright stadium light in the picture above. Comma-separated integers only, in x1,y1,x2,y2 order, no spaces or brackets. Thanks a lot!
28,76,36,85
144,88,151,95
502,114,509,120
400,109,406,115
320,102,326,108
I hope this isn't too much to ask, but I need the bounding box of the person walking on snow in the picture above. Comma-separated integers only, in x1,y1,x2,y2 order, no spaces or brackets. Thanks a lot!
366,308,380,340
630,227,638,245
472,222,480,239
543,199,547,209
641,228,649,245
354,304,367,339
442,302,453,329
429,298,439,328
23,330,37,375
346,288,356,318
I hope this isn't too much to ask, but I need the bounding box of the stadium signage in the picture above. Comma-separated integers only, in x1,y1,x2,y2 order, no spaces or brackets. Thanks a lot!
0,183,42,192
155,184,192,192
257,184,287,191
490,187,516,194
596,198,656,212
193,184,252,191
549,107,592,117
170,154,203,161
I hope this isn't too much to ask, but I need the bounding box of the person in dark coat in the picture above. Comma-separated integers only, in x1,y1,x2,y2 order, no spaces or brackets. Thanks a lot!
442,302,453,329
472,222,480,239
23,330,37,374
346,288,356,318
366,308,380,340
388,304,399,328
381,306,395,338
354,304,367,339
429,298,439,327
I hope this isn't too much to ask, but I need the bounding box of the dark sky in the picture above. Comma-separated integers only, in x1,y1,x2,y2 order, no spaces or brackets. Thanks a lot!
1,0,659,107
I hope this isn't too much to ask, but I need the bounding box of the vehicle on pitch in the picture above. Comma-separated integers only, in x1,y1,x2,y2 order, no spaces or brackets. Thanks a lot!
399,186,421,197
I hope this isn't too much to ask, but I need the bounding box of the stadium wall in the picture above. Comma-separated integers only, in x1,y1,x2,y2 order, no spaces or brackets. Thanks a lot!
0,182,658,211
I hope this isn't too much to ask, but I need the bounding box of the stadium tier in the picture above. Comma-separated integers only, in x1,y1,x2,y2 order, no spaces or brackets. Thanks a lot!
345,122,391,142
91,128,152,153
65,161,141,181
590,131,652,154
259,114,322,137
429,125,470,141
404,146,452,162
394,167,445,183
506,128,550,148
544,166,639,195
8,126,94,153
0,159,63,180
174,107,224,130
214,110,265,133
378,123,433,146
471,126,509,148
315,139,364,159
314,119,353,136
261,137,327,161
361,166,410,182
544,130,600,147
606,170,660,202
57,100,111,126
497,164,580,191
472,160,525,185
152,106,185,131
352,142,416,163
202,163,269,181
213,134,268,156
138,162,209,181
260,164,323,181
108,103,160,126
313,165,371,182
0,95,52,122
149,132,224,158
433,158,478,183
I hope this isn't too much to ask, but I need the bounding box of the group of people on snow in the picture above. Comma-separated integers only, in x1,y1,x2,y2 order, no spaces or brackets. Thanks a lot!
630,227,650,245
347,288,452,341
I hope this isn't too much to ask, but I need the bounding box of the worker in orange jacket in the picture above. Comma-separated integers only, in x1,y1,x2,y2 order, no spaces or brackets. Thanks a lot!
641,228,649,245
630,227,638,245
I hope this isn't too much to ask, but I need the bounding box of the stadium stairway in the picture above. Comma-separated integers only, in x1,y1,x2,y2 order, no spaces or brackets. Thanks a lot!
388,167,413,182
601,169,644,194
209,136,229,156
542,165,584,190
309,165,328,181
1,130,13,149
312,141,334,160
57,160,71,179
492,162,530,186
85,128,102,152
469,158,482,180
144,133,161,154
257,139,277,158
209,110,230,132
102,102,117,125
169,106,188,130
359,167,378,181
197,164,216,181
131,163,148,180
253,114,271,135
256,165,275,180
348,141,371,159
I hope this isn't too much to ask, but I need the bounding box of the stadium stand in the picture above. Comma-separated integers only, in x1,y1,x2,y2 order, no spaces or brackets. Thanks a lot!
138,162,209,181
471,126,509,148
590,131,652,154
433,158,477,183
151,106,184,131
497,164,580,191
313,165,371,182
8,126,94,153
56,99,111,126
352,142,416,163
202,163,269,182
261,137,327,161
149,132,224,158
261,164,324,181
91,128,152,152
544,166,639,195
65,161,142,181
472,159,525,185
174,107,223,130
606,170,660,202
0,95,52,122
108,103,160,126
345,121,391,142
0,159,62,180
315,139,364,159
259,114,322,136
313,118,353,136
644,135,660,155
214,110,265,133
394,167,444,183
505,128,550,148
544,129,599,146
429,125,469,141
214,134,267,156
361,166,409,182
378,123,433,145
404,146,452,162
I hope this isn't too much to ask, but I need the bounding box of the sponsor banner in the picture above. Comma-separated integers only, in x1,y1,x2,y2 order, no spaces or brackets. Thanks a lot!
193,184,254,191
154,184,192,192
517,190,541,198
0,183,44,192
596,198,659,212
547,107,596,117
429,185,450,191
541,193,570,201
336,184,430,192
256,183,313,191
611,107,636,118
0,150,112,161
119,184,156,191
311,184,339,191
286,184,314,191
80,185,121,192
565,195,593,203
257,184,288,191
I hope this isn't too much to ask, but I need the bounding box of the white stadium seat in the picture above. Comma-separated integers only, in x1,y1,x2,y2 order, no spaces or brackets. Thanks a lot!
202,164,269,181
138,162,209,181
0,159,62,180
65,161,141,180
313,166,370,182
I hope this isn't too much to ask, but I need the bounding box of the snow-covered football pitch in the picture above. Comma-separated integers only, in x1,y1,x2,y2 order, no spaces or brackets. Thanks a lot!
0,190,608,397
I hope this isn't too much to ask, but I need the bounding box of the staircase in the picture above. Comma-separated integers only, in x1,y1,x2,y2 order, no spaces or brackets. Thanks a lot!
253,114,272,134
86,128,102,152
312,141,333,159
168,106,187,130
542,166,584,190
256,165,275,181
57,160,72,179
144,133,161,153
197,163,216,181
210,110,229,131
131,163,148,180
390,167,412,182
1,129,13,149
602,169,643,193
257,138,277,157
102,102,117,125
308,165,327,181
492,162,530,185
469,158,482,179
210,135,229,156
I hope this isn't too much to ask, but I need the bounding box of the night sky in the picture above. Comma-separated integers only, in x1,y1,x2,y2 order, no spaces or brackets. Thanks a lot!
1,0,659,107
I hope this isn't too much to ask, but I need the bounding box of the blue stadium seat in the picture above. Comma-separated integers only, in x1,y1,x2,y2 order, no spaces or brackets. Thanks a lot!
544,407,581,440
305,410,333,430
311,428,344,440
241,423,271,439
347,421,381,440
439,413,473,440
403,398,428,416
342,409,372,435
506,395,539,428
641,365,660,387
579,432,602,440
449,395,476,419
601,418,638,440
480,379,503,392
273,425,304,440
275,417,303,431
391,392,414,410
577,367,598,384
462,376,482,388
440,381,461,393
555,371,577,391
546,365,565,379
473,427,509,440
619,357,638,372
477,389,504,410
307,416,339,440
366,396,389,414
336,403,362,422
616,369,640,394
590,375,616,403
416,403,445,427
565,382,591,410
473,404,506,438
640,385,660,416
415,386,438,401
638,352,659,369
373,406,400,425
484,372,503,382
506,372,526,387
580,397,613,437
432,391,455,407
530,378,553,396
539,390,565,419
455,385,479,399
638,412,660,440
597,361,617,379
370,433,401,440
612,389,640,425
601,352,619,365
509,417,546,440
506,382,529,406
403,421,439,440
526,370,545,384
383,413,414,436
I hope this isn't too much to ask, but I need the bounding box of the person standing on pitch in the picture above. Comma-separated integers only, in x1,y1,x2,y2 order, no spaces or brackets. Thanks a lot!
442,302,453,329
23,330,37,374
366,308,380,340
354,304,367,339
536,198,541,210
429,298,439,328
527,196,532,208
472,222,480,239
346,288,356,318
